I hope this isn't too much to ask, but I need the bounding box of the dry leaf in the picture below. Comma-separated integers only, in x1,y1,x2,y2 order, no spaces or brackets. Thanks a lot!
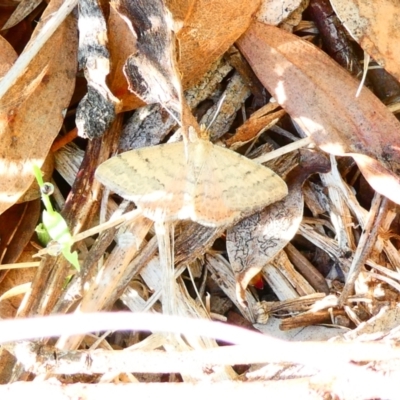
227,150,330,304
256,0,308,26
1,0,42,30
108,0,261,113
0,200,40,268
237,22,400,205
171,0,261,88
225,102,285,149
0,35,17,76
113,0,183,117
0,0,77,215
331,0,400,82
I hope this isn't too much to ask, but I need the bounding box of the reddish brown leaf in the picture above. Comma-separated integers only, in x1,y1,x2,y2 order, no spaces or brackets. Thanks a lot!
225,103,285,149
0,199,40,268
237,22,400,204
174,0,261,89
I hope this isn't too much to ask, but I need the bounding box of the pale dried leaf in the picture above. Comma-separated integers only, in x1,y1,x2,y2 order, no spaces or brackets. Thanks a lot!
331,0,400,82
1,0,42,30
256,0,308,26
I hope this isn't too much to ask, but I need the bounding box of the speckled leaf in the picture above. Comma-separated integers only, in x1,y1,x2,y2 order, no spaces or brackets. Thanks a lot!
227,150,330,304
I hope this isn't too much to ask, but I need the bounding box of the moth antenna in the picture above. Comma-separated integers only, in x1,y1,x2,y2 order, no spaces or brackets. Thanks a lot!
163,105,181,126
206,93,226,130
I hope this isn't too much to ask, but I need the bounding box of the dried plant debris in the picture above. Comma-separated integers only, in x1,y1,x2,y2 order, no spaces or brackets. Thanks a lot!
118,58,233,151
3,0,400,396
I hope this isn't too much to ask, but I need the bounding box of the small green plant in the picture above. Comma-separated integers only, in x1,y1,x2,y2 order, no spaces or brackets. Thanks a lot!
33,165,80,271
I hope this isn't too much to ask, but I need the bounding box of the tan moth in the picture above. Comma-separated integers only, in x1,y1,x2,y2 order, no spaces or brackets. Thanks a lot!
95,131,288,228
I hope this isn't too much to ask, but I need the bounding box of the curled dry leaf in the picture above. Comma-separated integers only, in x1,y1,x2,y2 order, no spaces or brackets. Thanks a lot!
225,102,285,149
113,0,183,116
330,0,400,83
108,6,144,113
0,0,77,215
227,150,331,305
237,22,400,205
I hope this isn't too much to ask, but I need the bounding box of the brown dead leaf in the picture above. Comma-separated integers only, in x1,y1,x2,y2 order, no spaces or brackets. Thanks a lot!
225,102,285,149
172,0,261,88
0,36,17,76
0,0,77,215
0,200,40,267
331,0,400,83
237,22,400,205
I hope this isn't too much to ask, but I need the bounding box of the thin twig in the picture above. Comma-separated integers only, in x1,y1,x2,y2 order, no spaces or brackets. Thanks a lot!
254,137,313,164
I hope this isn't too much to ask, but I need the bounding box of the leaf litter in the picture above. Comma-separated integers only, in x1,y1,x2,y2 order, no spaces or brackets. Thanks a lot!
1,0,400,397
